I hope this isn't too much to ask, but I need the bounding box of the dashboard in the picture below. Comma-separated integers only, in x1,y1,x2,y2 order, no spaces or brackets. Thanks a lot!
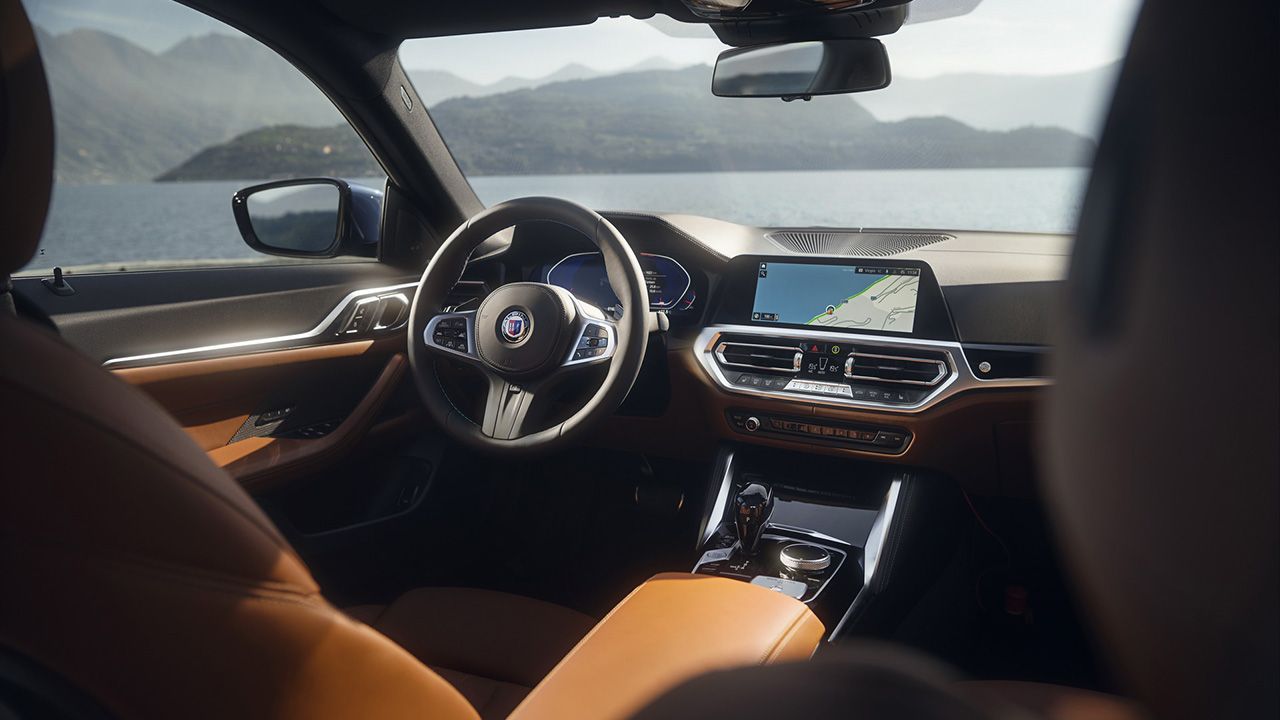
500,212,1056,477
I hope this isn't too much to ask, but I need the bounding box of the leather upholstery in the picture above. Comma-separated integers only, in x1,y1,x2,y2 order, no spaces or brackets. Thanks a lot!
0,0,53,276
349,588,596,719
0,312,480,720
509,573,825,720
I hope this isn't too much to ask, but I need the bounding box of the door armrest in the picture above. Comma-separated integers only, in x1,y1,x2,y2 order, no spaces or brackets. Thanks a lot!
510,572,824,720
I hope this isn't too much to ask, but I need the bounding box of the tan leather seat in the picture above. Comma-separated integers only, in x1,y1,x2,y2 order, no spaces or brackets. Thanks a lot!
346,588,595,719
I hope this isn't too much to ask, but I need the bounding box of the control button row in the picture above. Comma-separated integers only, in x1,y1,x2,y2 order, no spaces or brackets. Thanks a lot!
570,324,612,361
431,317,470,353
769,418,878,442
785,379,854,397
851,386,916,404
727,410,911,453
735,373,788,390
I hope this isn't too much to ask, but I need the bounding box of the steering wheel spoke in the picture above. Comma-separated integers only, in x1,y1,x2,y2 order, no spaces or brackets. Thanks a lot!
481,373,545,440
561,297,618,368
423,310,481,365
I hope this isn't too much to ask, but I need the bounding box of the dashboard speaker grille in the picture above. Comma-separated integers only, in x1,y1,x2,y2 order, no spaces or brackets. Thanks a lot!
767,231,950,256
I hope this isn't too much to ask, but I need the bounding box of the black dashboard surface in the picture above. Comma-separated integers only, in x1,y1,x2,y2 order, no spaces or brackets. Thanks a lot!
503,213,1068,347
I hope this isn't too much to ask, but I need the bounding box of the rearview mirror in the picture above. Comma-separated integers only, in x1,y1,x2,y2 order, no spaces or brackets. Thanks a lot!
712,39,891,99
232,178,382,258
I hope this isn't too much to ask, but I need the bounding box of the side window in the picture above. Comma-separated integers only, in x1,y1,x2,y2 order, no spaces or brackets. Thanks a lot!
18,0,385,276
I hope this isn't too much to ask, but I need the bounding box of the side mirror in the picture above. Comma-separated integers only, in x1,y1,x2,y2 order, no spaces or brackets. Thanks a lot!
712,39,891,100
232,178,382,259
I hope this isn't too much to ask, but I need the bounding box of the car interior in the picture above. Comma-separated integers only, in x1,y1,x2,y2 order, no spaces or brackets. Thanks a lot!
1,0,1276,719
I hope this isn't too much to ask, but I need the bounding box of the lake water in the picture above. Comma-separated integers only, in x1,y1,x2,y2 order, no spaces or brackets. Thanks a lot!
24,168,1086,273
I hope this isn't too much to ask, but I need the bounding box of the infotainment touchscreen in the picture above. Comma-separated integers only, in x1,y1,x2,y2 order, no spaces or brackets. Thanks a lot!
751,262,921,334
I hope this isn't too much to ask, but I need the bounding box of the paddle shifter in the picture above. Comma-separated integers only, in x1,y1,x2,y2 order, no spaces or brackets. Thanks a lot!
734,483,775,556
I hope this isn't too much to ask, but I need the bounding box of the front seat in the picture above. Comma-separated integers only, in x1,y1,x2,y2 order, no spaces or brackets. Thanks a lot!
634,1,1278,719
0,3,591,719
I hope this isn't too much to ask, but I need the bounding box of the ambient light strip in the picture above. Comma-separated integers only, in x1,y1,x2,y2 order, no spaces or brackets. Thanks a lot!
102,282,419,369
693,324,1049,414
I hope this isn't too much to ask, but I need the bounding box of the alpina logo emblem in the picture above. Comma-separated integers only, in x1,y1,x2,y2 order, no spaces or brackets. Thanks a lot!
500,311,530,342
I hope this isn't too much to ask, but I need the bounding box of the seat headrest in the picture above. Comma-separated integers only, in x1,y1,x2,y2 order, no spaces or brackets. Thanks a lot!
0,0,54,277
1046,3,1278,719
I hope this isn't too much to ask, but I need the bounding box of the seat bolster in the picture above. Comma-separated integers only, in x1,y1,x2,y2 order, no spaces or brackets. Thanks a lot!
510,572,824,720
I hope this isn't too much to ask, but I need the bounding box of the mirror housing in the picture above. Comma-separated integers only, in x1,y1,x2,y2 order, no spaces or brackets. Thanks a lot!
232,178,382,259
712,39,891,99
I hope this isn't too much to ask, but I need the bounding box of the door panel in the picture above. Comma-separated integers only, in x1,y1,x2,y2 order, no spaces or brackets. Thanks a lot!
12,262,417,364
15,261,429,494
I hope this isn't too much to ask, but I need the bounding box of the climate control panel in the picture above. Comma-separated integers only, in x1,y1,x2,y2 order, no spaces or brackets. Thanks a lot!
727,409,911,454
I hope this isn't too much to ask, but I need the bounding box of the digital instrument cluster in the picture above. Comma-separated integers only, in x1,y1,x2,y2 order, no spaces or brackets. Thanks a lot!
546,252,694,315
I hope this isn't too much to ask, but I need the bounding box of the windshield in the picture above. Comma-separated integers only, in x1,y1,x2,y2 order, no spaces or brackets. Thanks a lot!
401,0,1140,233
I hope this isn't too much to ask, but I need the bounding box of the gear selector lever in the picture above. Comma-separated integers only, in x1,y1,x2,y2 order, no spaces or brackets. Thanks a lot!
734,483,774,556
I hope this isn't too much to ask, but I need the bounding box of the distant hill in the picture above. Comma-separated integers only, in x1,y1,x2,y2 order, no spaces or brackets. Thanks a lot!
159,66,1094,180
857,64,1121,137
36,26,1102,183
35,28,341,183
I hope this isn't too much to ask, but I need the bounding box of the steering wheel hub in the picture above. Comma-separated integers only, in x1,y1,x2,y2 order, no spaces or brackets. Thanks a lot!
474,282,576,378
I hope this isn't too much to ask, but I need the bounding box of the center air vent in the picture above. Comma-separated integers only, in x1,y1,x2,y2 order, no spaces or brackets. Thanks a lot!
715,341,803,373
845,348,949,386
768,231,950,257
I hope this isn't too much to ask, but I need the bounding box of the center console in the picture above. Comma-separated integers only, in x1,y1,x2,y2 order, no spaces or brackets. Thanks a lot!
691,444,962,639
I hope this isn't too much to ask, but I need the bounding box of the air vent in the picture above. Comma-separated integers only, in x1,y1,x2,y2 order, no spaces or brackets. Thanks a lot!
767,231,950,256
715,341,803,373
845,348,949,386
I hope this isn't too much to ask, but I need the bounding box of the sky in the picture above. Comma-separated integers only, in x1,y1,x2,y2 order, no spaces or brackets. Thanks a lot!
23,0,1142,82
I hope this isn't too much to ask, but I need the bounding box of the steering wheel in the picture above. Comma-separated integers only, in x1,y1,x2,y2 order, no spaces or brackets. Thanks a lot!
407,197,650,454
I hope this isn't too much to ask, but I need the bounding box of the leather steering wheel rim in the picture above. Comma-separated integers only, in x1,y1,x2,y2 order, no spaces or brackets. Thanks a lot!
407,197,650,455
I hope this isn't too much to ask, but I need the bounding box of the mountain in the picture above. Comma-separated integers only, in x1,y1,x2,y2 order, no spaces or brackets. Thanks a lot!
36,25,1099,183
857,64,1121,137
35,28,340,183
159,66,1094,180
405,57,689,105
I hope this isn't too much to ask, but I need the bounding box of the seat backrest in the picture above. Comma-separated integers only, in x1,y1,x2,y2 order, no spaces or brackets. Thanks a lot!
0,2,477,717
1044,2,1279,719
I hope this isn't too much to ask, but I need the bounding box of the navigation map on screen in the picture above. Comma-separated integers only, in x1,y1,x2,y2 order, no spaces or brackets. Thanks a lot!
751,262,920,333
